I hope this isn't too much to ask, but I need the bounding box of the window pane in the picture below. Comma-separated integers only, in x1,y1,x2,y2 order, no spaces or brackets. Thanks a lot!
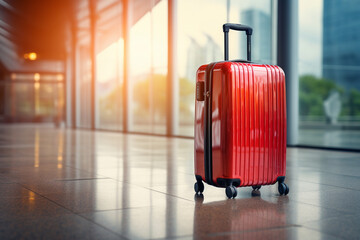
96,1,124,131
229,0,273,64
1,74,63,122
298,0,360,149
177,0,273,136
129,0,167,134
177,0,226,136
76,0,92,128
76,43,92,128
14,83,34,119
38,83,64,122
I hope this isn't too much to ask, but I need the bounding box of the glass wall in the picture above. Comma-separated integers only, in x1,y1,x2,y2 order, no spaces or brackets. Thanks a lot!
71,0,275,136
176,0,225,136
0,73,64,123
70,0,275,137
76,0,92,128
95,0,124,131
129,0,167,134
177,0,274,136
298,0,360,149
229,0,273,64
67,0,360,150
13,82,34,119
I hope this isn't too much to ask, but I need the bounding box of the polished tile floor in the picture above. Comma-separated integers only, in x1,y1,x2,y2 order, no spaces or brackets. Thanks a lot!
1,124,360,239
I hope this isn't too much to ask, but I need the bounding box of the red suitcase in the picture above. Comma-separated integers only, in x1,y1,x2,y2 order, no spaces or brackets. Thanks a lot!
194,23,289,198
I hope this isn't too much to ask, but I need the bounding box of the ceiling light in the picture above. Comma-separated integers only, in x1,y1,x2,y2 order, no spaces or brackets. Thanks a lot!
24,52,37,60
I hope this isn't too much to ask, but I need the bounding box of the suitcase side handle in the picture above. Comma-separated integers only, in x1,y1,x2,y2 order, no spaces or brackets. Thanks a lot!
223,23,252,61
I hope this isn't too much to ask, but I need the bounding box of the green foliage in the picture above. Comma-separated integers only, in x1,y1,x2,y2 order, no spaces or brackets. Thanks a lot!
101,85,123,110
179,77,195,118
299,75,344,116
133,74,166,119
299,74,360,118
99,85,122,124
132,74,194,120
99,74,195,124
348,89,360,116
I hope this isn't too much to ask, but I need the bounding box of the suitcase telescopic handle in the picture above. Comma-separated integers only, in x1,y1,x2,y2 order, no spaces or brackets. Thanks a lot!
223,23,253,61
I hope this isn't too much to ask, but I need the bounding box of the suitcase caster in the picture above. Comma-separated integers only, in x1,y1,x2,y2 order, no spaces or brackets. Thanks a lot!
194,181,204,195
252,185,261,191
226,186,237,199
277,176,289,196
278,183,289,195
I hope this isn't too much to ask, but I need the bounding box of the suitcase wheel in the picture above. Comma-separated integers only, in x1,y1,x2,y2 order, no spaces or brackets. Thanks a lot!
278,183,289,196
194,181,204,195
252,185,261,191
225,186,237,199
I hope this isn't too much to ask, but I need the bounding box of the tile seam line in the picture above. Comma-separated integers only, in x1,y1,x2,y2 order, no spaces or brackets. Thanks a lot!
287,198,359,215
286,176,360,191
138,186,194,203
151,234,194,240
297,169,360,179
44,166,194,201
55,177,111,181
77,205,163,214
17,183,130,240
60,169,196,203
59,163,119,179
301,224,348,240
206,224,301,236
299,213,357,226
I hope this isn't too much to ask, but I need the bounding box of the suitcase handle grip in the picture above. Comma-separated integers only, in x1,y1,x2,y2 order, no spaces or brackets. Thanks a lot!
223,23,252,61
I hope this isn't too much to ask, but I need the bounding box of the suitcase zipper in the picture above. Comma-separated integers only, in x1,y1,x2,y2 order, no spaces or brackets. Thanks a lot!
204,62,217,186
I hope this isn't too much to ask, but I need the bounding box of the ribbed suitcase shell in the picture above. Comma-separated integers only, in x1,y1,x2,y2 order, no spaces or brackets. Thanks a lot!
194,62,286,187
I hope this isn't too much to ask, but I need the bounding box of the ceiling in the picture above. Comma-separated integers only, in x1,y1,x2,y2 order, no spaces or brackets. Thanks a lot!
0,0,161,73
0,0,70,72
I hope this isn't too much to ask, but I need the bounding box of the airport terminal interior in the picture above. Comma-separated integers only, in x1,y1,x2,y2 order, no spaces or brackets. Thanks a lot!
1,0,360,239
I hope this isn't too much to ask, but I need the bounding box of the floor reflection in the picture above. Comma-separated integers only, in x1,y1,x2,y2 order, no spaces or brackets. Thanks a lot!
193,193,290,239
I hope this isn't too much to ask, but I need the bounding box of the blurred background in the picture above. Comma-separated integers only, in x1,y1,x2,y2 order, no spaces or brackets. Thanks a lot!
0,0,359,150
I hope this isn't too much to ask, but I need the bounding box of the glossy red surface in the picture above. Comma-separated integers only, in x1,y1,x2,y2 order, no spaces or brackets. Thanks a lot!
194,62,287,187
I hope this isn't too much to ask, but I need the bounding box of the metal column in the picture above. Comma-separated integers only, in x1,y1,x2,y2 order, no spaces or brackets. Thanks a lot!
167,0,179,136
277,0,299,145
68,6,77,129
71,21,77,129
89,0,96,130
123,0,131,132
